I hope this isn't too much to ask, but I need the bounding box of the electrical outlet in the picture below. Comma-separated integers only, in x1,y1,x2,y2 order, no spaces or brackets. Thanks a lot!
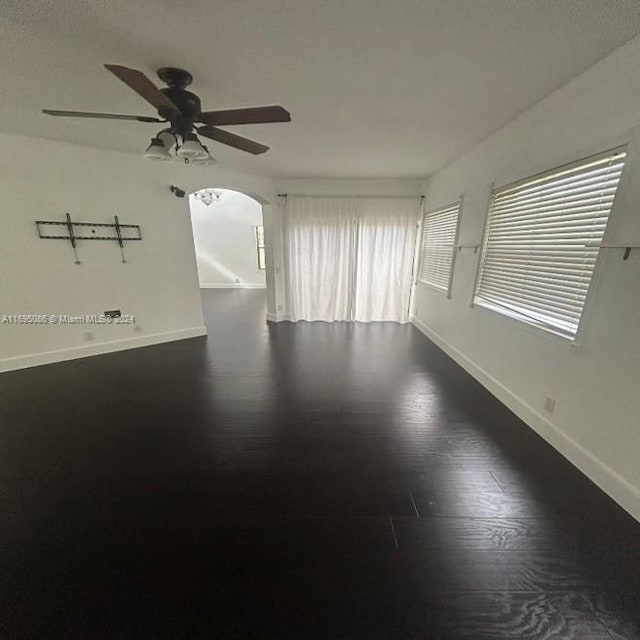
133,325,142,334
544,396,556,413
83,331,94,341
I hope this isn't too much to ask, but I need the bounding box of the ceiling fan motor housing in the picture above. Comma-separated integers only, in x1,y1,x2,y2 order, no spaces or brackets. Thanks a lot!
157,68,201,133
157,67,193,89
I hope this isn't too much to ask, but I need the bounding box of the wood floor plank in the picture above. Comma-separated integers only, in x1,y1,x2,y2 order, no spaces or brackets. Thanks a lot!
392,517,560,551
411,489,576,519
392,549,597,592
429,592,612,639
586,592,640,640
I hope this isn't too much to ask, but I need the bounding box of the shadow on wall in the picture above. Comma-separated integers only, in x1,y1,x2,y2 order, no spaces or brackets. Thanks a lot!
189,188,266,288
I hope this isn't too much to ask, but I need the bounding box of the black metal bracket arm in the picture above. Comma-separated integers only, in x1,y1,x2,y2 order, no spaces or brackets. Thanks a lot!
602,245,639,261
36,214,142,264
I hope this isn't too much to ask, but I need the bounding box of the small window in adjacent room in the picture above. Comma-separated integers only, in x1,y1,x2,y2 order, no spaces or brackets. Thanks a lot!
255,225,266,270
418,201,462,296
474,147,627,339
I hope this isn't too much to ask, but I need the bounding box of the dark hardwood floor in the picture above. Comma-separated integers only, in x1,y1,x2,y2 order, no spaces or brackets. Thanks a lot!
1,289,639,639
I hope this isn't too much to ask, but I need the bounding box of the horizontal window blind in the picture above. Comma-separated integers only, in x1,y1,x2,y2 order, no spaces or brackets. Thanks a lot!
475,148,626,338
418,201,461,294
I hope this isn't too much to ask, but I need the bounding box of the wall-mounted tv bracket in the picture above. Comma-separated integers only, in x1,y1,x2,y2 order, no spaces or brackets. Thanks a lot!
36,213,142,264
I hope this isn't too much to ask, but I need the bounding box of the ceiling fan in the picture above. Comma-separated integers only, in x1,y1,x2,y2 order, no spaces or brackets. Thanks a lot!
42,65,291,163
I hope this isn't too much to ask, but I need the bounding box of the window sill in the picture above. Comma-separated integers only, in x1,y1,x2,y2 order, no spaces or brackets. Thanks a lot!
416,280,451,299
471,298,582,350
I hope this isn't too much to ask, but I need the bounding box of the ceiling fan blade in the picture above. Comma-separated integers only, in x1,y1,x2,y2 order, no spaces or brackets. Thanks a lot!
43,109,163,123
104,64,180,115
198,105,291,126
198,127,270,155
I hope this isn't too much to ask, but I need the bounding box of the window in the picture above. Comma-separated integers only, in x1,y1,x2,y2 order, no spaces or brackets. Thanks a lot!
474,148,627,339
418,201,461,296
255,225,266,270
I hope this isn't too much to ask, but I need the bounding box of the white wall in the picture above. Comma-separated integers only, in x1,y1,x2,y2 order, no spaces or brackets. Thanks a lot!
190,189,265,288
413,36,640,522
0,132,279,371
276,178,424,198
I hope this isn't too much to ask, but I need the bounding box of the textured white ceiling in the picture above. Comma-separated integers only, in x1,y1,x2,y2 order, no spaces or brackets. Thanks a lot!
1,0,639,178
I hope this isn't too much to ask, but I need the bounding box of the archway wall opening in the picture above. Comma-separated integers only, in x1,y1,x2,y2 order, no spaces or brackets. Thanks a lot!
180,168,284,320
189,188,266,289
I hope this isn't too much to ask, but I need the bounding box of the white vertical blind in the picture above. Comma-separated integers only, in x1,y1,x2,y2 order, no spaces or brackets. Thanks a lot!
418,201,461,295
474,148,627,338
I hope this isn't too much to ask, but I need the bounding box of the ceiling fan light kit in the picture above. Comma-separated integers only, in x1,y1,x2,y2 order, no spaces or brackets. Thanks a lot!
144,131,215,164
191,146,216,166
176,133,209,160
144,136,173,161
43,65,291,164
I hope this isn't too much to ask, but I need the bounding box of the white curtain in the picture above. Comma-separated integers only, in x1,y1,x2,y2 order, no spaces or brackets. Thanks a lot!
353,199,419,322
284,197,357,322
283,196,420,323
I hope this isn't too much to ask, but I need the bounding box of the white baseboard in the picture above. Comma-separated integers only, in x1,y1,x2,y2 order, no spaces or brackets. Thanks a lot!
411,315,640,523
266,312,293,322
200,283,266,289
0,325,208,373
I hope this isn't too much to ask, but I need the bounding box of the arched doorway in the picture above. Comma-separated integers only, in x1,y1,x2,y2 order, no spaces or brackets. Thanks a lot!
187,186,280,326
188,188,266,289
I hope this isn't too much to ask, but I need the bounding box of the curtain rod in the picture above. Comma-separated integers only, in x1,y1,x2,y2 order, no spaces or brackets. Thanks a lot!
278,193,424,199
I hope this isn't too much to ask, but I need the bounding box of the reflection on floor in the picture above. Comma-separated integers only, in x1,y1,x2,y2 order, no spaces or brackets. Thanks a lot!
1,289,639,638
